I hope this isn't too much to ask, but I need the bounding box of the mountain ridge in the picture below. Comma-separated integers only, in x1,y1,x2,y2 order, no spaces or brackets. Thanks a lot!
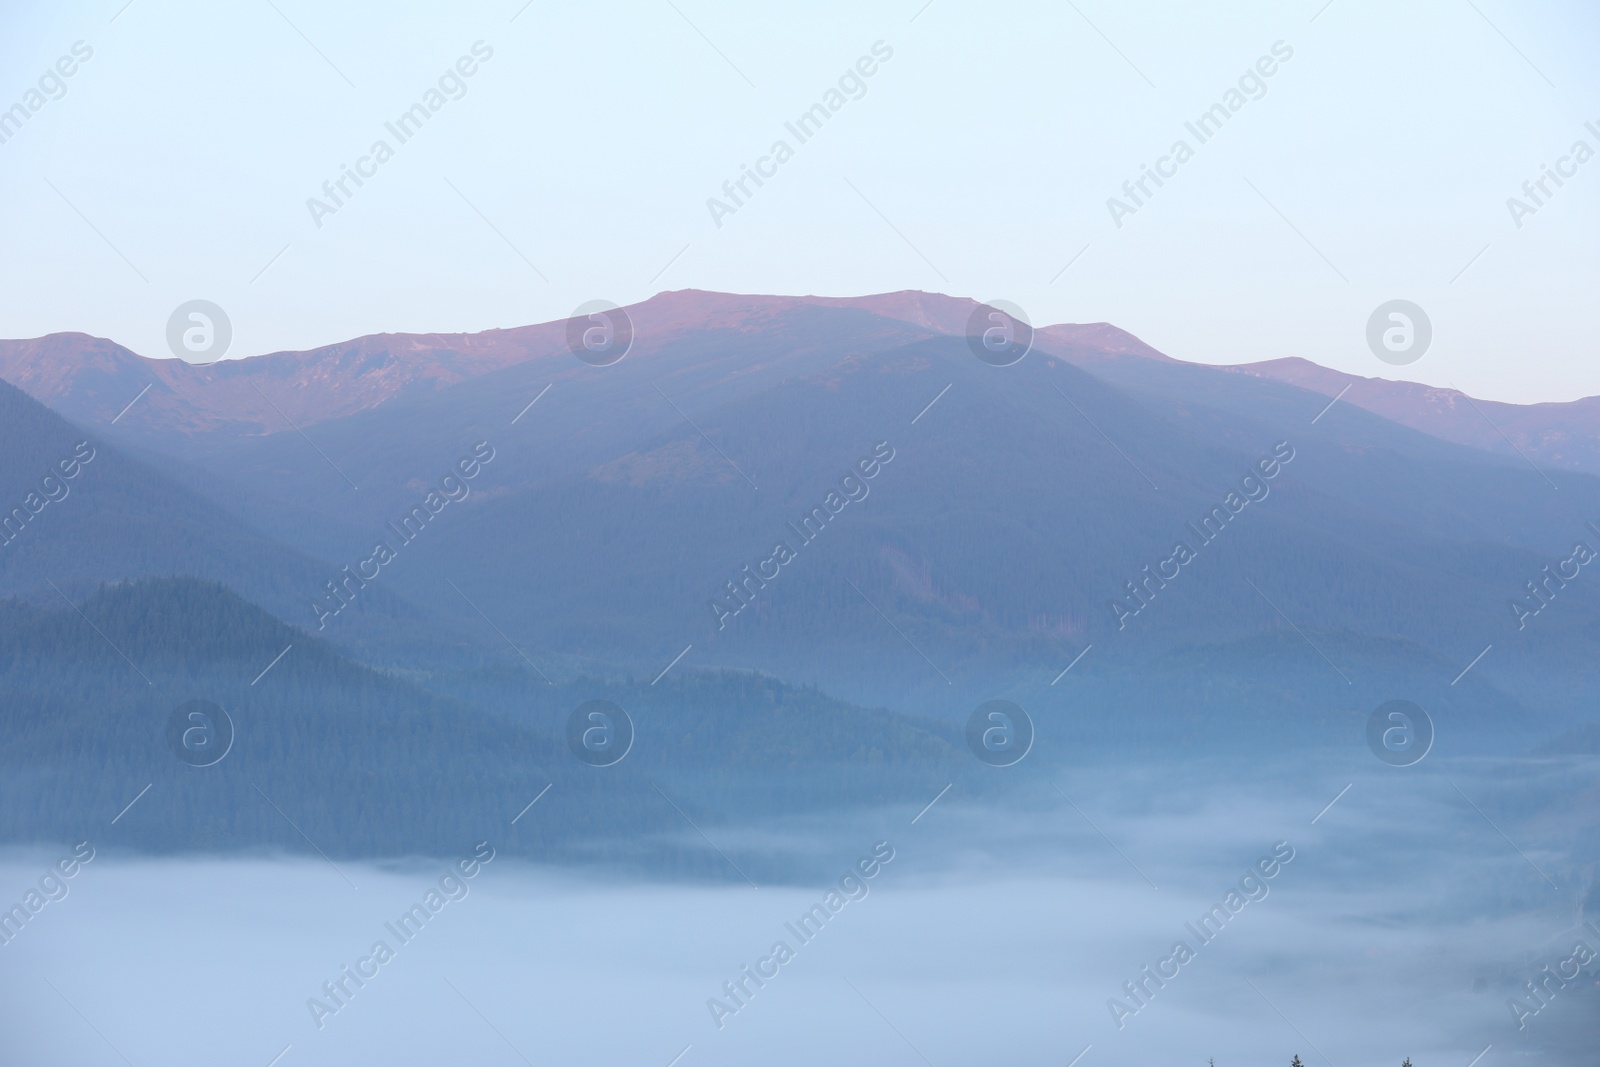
6,293,1600,722
6,289,1596,479
1234,357,1600,474
0,290,1167,436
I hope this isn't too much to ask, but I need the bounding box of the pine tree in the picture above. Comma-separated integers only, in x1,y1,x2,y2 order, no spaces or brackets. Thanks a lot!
1291,1057,1304,1067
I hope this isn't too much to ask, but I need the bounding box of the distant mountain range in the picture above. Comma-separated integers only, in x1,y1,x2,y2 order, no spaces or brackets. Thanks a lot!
1233,357,1600,477
0,377,453,662
2,290,1594,476
1,291,1160,436
4,290,1598,741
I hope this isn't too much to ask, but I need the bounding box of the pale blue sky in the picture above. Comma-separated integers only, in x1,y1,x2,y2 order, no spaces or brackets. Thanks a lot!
1,0,1595,402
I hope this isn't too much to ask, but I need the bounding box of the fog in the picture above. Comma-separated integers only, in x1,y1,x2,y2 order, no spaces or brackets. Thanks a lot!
2,756,1595,1066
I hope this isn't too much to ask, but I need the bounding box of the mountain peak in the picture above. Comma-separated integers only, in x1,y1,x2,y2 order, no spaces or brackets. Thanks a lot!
0,290,1176,436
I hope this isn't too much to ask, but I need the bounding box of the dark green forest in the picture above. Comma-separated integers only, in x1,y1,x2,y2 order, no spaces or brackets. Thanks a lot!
0,577,964,875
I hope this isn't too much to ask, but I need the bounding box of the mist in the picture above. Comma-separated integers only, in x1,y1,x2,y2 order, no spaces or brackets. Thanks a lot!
4,754,1593,1067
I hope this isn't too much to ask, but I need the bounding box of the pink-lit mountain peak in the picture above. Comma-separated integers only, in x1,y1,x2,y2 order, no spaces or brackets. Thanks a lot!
0,290,1167,434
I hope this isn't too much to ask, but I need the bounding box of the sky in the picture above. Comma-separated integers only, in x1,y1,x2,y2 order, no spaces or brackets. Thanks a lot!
0,0,1596,403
